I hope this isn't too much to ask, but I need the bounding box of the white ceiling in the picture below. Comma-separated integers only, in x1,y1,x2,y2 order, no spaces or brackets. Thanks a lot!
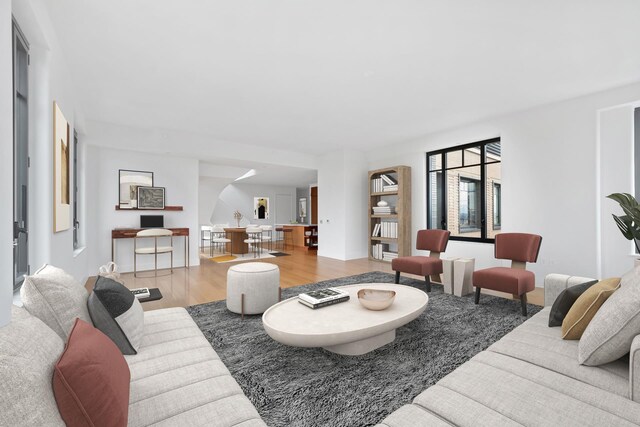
45,0,640,157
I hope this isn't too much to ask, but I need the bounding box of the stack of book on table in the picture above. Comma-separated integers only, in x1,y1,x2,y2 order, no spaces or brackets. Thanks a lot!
298,288,350,309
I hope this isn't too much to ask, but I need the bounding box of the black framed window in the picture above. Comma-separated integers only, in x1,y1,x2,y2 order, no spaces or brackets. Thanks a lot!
427,138,501,242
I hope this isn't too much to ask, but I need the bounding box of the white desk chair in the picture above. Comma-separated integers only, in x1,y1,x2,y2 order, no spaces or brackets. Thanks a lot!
260,225,273,251
200,225,213,251
211,225,232,256
244,226,263,258
134,228,174,277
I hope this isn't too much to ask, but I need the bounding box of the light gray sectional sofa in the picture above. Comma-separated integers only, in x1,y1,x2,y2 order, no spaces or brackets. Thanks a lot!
377,274,640,427
0,271,266,426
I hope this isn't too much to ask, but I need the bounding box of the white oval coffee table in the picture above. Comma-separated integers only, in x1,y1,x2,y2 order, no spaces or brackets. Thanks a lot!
262,283,428,355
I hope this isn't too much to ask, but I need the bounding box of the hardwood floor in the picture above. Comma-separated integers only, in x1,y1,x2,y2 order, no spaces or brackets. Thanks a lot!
85,247,545,311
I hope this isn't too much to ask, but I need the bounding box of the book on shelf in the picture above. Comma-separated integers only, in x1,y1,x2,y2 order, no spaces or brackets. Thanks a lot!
371,243,390,260
380,174,397,186
382,251,398,261
130,287,150,299
373,221,398,238
372,206,396,214
382,185,398,192
298,288,350,309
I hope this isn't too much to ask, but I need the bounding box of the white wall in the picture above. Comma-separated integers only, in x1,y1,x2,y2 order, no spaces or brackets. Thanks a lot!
199,177,233,225
84,145,200,273
1,1,13,326
597,103,639,278
317,149,369,260
367,82,640,284
211,183,297,227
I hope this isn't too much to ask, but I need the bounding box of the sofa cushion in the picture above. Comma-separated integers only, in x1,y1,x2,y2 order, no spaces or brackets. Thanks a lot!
53,319,130,427
88,276,144,354
391,256,443,276
0,306,65,426
473,267,534,295
548,279,598,327
125,307,266,427
20,264,92,340
399,351,640,427
489,307,629,397
580,267,640,366
562,277,620,340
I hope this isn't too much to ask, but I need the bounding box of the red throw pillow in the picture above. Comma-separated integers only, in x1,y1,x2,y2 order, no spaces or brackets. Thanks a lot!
53,319,130,427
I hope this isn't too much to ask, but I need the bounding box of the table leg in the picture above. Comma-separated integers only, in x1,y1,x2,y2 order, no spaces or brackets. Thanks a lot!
185,235,189,269
111,238,115,262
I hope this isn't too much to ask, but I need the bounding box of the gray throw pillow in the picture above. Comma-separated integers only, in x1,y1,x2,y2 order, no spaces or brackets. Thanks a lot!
88,276,144,355
579,266,640,365
0,306,66,426
549,279,599,327
20,264,92,340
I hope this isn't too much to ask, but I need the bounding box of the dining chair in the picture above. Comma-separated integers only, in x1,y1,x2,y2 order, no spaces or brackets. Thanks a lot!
244,227,263,258
391,229,450,292
211,225,232,256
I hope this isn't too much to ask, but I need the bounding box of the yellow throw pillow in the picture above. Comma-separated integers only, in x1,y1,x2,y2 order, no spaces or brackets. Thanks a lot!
561,278,621,340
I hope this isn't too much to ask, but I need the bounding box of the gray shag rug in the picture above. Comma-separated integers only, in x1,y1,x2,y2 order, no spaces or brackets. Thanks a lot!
187,272,541,427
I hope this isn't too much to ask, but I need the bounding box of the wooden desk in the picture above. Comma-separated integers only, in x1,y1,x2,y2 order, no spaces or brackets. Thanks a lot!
223,228,249,254
111,228,190,268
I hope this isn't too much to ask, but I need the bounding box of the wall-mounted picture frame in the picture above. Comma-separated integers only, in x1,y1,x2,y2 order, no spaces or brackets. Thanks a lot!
119,169,153,209
53,102,71,232
254,197,269,219
138,186,166,210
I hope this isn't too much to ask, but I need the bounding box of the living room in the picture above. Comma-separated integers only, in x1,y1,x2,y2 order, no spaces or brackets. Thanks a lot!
3,1,640,426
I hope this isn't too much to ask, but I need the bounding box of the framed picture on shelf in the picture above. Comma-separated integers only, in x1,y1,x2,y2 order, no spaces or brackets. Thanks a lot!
137,186,165,210
119,169,154,209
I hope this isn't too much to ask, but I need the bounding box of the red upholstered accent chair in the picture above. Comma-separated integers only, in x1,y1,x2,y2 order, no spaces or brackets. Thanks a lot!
391,230,450,292
473,233,542,316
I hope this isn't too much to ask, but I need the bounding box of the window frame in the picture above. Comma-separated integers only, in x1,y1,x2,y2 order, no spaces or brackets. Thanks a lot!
72,130,80,249
426,137,501,243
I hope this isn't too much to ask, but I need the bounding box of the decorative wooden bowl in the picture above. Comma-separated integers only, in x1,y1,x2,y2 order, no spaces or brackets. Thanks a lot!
357,289,396,311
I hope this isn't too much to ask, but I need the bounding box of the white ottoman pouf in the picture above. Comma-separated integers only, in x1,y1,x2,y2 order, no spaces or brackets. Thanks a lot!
227,262,280,317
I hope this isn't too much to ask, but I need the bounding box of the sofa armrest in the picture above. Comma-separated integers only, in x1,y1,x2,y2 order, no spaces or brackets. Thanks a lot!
630,335,640,402
544,274,597,307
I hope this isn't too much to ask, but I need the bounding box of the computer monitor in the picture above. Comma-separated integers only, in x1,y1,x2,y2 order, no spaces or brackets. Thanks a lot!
140,215,164,229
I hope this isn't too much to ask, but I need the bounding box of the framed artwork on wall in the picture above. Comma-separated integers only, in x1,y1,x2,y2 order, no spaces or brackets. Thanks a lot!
138,186,165,209
119,169,154,209
254,197,269,219
53,101,71,232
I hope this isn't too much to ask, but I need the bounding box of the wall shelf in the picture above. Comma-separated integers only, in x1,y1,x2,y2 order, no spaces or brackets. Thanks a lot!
115,205,184,211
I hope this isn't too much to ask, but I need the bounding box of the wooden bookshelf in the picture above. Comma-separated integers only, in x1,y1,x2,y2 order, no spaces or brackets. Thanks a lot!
368,166,411,262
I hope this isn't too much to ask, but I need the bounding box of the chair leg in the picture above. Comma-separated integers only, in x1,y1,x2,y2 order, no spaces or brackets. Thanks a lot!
521,293,528,316
475,287,481,304
424,276,432,293
394,271,400,284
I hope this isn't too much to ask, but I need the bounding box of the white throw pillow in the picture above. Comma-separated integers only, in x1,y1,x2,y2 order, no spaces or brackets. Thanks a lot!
20,264,92,340
579,266,640,366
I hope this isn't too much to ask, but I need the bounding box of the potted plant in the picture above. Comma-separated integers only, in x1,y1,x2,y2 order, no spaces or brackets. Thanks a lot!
607,192,640,254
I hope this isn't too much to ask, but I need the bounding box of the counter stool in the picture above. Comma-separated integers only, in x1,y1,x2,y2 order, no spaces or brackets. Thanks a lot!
226,262,281,319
